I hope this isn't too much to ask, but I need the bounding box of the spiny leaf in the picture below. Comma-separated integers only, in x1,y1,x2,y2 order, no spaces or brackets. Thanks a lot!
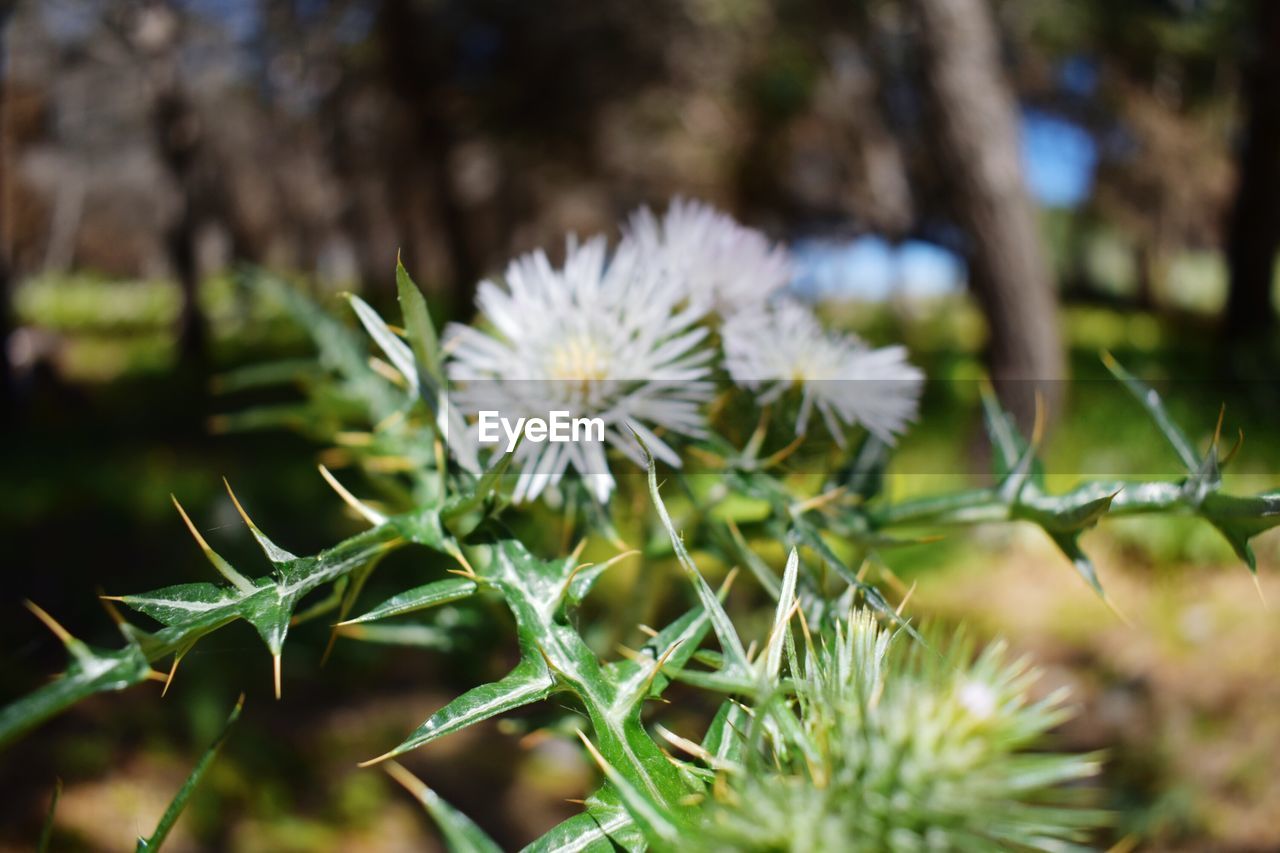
136,695,243,852
441,442,516,528
395,255,443,389
333,622,459,648
171,496,256,594
640,440,750,671
1045,530,1106,597
609,605,710,711
1102,352,1199,472
575,730,683,848
347,293,419,396
339,578,477,626
1199,490,1280,572
522,788,643,853
0,610,154,750
787,522,924,645
758,549,799,681
361,634,553,766
384,761,502,853
701,700,749,768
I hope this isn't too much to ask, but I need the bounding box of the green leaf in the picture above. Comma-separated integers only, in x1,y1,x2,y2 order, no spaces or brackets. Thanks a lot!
245,270,403,423
332,622,460,649
1200,490,1280,572
37,778,61,853
842,433,890,501
576,730,683,848
385,761,502,853
136,695,243,851
0,606,154,750
347,293,419,396
362,632,553,765
522,788,643,853
1102,352,1199,472
396,256,443,387
1045,531,1105,597
641,444,749,671
340,578,477,626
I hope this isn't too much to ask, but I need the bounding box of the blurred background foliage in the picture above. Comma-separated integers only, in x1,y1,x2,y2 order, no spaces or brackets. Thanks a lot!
1,0,1279,850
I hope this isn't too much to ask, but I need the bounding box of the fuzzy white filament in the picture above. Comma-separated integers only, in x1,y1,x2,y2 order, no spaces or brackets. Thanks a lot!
445,236,713,503
623,198,793,316
722,300,924,444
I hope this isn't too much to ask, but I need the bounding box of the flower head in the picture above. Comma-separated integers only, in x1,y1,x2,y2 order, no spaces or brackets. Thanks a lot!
624,198,793,315
722,300,923,444
444,236,713,503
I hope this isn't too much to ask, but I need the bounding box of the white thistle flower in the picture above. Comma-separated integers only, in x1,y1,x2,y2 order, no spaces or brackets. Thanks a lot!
445,235,713,503
722,300,923,444
623,198,793,315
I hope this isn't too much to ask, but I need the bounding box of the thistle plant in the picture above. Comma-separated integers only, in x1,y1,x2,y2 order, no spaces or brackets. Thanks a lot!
6,199,1278,850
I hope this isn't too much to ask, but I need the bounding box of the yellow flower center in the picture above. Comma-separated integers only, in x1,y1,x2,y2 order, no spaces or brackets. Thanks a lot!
548,334,612,383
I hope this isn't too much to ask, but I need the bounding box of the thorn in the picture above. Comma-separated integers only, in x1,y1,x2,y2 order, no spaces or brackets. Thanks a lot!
382,760,427,798
558,561,592,600
1100,590,1133,628
719,566,740,598
797,606,817,665
792,486,847,515
519,729,553,750
443,540,476,578
574,729,608,771
222,477,261,533
368,356,407,387
96,593,127,627
373,408,406,433
1252,573,1269,610
318,465,387,526
563,798,587,806
171,495,256,594
162,656,181,697
569,537,589,565
615,644,643,662
1221,428,1245,468
743,404,771,459
637,624,658,638
273,653,282,700
1030,388,1047,451
877,563,908,596
145,669,170,683
895,581,918,617
24,601,74,645
641,640,685,698
318,448,354,469
1211,403,1226,452
358,747,400,769
759,433,805,469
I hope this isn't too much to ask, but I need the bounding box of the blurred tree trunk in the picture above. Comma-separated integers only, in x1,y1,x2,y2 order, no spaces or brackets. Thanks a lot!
1224,0,1280,345
133,0,207,373
910,0,1065,422
0,2,14,423
378,0,479,312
